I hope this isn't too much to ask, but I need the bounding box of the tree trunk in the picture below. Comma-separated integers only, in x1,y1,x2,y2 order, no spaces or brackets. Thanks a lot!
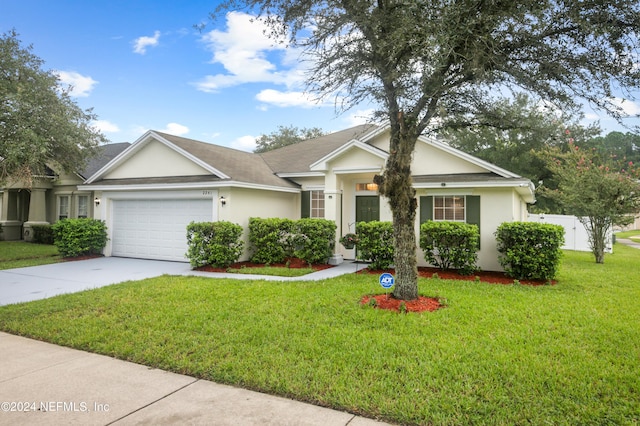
376,120,419,301
585,217,607,264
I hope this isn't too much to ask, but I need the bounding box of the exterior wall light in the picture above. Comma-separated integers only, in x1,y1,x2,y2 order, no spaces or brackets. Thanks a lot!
94,197,101,206
220,196,226,206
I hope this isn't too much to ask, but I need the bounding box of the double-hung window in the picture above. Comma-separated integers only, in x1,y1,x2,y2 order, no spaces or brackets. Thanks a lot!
77,195,89,218
58,196,70,220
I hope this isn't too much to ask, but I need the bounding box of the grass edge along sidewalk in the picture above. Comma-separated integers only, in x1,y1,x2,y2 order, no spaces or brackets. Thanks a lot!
1,247,639,424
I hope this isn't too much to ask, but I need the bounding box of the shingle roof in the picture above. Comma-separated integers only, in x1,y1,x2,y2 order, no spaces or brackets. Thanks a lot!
260,124,379,174
80,142,130,179
155,132,298,189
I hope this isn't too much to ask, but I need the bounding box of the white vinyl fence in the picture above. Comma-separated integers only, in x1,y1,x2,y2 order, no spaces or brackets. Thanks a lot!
527,214,613,253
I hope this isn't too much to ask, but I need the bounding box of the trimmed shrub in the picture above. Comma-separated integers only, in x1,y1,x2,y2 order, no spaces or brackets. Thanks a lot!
51,218,108,258
495,222,565,281
356,221,394,270
248,217,295,264
186,221,244,268
292,218,336,265
420,221,479,275
32,224,54,244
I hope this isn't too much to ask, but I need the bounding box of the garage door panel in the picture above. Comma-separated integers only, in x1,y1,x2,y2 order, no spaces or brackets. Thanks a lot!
112,198,213,262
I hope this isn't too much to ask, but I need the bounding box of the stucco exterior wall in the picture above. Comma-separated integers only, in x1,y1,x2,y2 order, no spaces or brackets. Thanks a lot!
411,141,487,175
415,187,519,271
219,187,299,261
330,149,386,171
105,140,210,179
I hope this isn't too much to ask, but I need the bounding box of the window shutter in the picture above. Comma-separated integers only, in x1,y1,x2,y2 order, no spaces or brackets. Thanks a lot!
301,191,310,218
466,195,480,248
419,196,433,223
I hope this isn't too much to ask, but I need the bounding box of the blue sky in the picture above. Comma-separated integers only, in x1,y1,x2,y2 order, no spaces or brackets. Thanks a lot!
2,0,638,151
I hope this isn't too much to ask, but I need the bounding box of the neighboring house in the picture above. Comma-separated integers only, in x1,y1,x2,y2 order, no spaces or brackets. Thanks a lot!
82,125,534,271
0,143,130,241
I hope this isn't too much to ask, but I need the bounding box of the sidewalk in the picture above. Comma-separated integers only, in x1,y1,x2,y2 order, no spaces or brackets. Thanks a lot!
0,332,390,426
0,259,388,425
616,237,640,250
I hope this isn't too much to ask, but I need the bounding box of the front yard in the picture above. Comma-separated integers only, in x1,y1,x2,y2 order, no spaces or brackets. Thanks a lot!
0,246,639,424
0,241,61,270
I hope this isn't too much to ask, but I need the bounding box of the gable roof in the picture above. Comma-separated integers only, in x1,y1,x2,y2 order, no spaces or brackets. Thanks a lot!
84,131,298,190
79,142,130,179
82,125,534,201
260,124,378,174
157,132,297,189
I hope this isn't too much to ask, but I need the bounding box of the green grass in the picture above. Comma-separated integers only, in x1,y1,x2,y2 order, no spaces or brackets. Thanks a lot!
227,265,315,277
616,229,640,240
1,247,639,424
0,241,61,270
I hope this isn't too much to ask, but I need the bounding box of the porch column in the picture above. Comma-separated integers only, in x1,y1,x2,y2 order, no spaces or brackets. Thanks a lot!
23,188,49,241
0,190,21,240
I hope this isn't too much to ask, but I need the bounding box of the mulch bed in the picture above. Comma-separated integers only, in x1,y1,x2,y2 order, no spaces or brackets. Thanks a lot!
360,266,555,286
196,259,554,314
195,257,334,273
62,254,104,261
358,266,555,313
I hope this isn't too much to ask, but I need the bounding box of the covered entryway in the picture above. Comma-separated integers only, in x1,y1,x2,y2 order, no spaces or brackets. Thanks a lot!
112,198,213,262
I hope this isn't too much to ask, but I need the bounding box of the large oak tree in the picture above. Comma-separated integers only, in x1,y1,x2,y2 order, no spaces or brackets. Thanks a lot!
0,30,105,185
215,0,640,300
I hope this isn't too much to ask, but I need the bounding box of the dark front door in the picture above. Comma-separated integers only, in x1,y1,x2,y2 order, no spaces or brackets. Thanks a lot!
356,196,380,223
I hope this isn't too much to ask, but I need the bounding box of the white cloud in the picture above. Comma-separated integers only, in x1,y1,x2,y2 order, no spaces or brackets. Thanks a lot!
159,123,189,136
611,97,640,116
56,71,98,97
255,89,324,108
230,135,257,152
92,120,119,133
133,31,160,54
193,12,302,92
343,108,376,127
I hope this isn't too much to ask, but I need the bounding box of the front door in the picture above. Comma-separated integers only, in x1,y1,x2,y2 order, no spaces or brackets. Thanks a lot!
356,196,380,223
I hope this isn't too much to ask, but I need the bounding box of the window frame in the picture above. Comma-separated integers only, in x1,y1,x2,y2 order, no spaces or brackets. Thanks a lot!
433,195,466,222
77,194,89,218
309,190,325,218
58,195,70,220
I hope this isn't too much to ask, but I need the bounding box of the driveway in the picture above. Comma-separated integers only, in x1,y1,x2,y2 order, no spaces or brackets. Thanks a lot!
0,257,367,306
0,257,193,306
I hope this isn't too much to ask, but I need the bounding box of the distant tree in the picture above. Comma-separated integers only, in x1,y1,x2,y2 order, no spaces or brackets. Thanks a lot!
0,30,105,185
443,94,601,212
254,125,326,153
539,142,640,263
215,0,640,300
581,131,640,169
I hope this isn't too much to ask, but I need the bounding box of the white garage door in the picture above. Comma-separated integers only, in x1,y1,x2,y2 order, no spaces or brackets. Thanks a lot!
112,198,213,262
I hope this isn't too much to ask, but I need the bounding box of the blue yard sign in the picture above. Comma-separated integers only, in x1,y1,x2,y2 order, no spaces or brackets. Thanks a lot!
379,272,395,289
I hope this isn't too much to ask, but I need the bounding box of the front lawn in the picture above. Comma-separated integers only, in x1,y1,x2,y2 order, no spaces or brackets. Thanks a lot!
616,229,640,240
0,241,61,270
226,265,315,277
1,247,639,424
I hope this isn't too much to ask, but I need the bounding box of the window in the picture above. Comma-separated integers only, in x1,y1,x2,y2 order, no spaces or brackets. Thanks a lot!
433,196,465,221
77,195,89,218
58,196,70,220
356,182,378,192
310,190,325,218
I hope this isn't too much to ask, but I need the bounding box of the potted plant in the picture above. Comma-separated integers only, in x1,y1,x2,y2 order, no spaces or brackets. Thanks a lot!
339,233,359,249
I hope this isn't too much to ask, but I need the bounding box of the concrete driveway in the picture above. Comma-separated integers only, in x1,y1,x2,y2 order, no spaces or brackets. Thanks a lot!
0,257,193,306
0,257,366,306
